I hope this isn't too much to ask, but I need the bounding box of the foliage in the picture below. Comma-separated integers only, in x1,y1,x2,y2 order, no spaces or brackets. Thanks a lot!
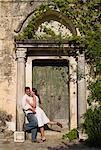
87,80,101,105
82,107,101,147
15,0,100,74
32,24,69,41
15,0,100,36
62,129,78,141
85,31,101,76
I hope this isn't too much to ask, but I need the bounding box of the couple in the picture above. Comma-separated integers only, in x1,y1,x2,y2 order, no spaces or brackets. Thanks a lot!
21,87,63,143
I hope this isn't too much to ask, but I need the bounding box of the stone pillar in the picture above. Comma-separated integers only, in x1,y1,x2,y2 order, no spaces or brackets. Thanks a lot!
77,52,86,128
16,48,27,131
26,57,32,89
69,57,77,130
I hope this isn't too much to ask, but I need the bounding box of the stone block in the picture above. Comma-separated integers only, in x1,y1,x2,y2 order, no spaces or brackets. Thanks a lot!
14,131,25,142
79,131,88,141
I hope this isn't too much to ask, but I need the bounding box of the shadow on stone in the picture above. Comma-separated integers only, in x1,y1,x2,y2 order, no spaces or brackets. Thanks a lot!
44,124,61,132
47,140,101,150
25,124,61,133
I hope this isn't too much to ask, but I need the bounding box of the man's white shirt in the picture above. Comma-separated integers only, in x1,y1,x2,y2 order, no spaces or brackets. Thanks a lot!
21,94,33,115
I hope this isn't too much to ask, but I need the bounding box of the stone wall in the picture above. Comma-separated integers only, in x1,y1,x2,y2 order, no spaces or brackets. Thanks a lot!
0,0,48,122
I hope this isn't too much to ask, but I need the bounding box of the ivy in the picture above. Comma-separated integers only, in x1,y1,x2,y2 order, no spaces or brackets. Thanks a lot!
15,0,100,73
87,80,101,105
15,1,100,70
15,0,100,78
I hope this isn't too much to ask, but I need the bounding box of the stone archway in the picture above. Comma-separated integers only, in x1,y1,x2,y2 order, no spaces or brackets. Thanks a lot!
14,10,77,35
15,9,86,131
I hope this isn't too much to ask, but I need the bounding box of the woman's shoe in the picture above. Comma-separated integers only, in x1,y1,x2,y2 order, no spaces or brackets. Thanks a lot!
57,122,63,128
41,137,46,142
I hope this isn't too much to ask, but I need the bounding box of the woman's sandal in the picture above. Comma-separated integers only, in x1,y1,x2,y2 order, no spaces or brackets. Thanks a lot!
41,137,46,143
57,122,63,128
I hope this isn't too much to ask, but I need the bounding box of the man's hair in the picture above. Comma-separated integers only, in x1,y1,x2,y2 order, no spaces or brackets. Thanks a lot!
25,87,30,91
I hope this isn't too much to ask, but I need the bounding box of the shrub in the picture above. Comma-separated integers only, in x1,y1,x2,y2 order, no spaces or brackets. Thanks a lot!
62,129,78,141
83,107,101,147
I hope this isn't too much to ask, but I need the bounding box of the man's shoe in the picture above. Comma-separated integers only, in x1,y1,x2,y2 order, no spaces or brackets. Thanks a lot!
32,140,40,143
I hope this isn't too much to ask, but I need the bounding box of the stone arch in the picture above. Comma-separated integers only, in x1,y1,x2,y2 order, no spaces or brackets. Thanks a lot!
15,10,77,36
31,10,77,35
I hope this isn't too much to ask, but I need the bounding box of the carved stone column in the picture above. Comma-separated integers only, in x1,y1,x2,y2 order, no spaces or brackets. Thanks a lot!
16,48,27,131
77,52,86,128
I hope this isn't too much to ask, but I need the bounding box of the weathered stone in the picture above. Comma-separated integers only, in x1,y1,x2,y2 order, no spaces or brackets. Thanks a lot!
0,0,37,124
69,57,77,129
77,53,86,127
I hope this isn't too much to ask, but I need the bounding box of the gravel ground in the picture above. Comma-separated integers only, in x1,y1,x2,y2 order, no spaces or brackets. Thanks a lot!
0,131,100,150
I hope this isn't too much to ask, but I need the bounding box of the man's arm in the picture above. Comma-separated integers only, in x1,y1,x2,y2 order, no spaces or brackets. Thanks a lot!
26,98,36,113
21,95,31,111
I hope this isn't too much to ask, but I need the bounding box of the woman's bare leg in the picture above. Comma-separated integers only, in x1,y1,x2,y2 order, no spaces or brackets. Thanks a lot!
48,121,63,128
40,127,46,141
40,127,44,139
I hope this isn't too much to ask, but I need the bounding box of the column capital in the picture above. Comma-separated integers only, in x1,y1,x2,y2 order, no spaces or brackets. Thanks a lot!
16,48,27,61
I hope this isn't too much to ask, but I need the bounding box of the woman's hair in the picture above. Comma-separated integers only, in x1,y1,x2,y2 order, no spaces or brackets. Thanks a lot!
32,88,37,95
32,88,41,104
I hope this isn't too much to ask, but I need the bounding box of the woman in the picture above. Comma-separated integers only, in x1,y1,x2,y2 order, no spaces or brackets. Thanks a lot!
29,88,63,142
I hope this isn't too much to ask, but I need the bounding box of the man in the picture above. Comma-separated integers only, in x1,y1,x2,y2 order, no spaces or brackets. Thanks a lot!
21,87,39,143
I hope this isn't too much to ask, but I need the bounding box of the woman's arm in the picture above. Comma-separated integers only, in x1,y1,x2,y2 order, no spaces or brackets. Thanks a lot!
33,95,36,111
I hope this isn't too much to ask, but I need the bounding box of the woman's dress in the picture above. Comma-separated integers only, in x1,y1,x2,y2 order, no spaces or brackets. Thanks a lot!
34,95,50,127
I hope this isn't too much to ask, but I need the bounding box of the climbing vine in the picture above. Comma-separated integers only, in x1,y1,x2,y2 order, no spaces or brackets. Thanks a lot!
15,0,100,75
